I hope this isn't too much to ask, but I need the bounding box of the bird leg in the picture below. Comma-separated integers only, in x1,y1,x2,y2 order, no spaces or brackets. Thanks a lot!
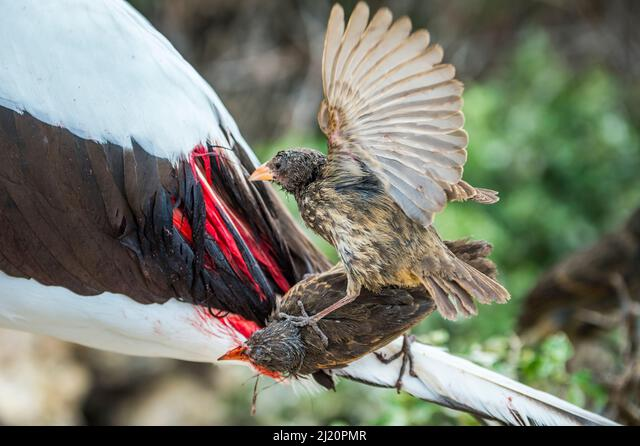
278,300,329,347
374,333,417,393
309,280,361,322
277,281,361,348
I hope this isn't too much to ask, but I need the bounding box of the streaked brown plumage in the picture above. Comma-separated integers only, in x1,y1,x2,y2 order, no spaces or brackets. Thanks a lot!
250,3,509,321
220,238,499,389
518,207,640,345
252,264,433,382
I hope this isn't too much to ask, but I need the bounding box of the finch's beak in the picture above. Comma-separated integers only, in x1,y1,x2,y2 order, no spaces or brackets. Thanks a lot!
218,345,249,362
249,164,274,182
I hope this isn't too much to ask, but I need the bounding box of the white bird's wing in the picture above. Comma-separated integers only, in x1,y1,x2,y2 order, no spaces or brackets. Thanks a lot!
0,0,328,359
336,338,618,426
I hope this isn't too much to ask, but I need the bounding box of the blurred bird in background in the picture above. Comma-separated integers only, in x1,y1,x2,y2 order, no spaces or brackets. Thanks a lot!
518,207,640,345
249,2,510,326
518,206,640,424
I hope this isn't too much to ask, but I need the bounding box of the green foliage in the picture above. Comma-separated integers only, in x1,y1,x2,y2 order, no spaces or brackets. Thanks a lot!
519,335,608,411
249,28,636,425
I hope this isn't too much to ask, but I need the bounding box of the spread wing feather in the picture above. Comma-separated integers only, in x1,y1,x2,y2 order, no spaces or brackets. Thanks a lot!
319,2,469,226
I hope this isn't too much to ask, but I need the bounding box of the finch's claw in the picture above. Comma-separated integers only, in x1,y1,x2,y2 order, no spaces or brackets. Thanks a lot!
278,300,329,347
375,333,416,393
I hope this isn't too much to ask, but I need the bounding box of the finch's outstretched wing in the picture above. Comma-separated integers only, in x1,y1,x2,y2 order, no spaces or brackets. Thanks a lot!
319,2,468,227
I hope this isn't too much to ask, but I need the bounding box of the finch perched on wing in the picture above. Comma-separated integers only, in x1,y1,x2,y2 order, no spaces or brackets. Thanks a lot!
250,3,509,325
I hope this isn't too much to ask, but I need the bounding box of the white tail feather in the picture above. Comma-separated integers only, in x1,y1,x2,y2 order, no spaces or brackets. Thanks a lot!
335,338,617,426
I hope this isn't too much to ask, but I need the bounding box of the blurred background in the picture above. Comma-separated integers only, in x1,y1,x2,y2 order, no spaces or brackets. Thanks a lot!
1,0,639,425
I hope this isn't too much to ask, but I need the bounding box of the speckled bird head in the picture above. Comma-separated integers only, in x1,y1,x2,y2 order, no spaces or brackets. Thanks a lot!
249,149,327,195
218,319,306,377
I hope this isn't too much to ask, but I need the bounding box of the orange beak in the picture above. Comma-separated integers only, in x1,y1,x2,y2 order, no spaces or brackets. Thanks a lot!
249,164,274,182
218,345,250,362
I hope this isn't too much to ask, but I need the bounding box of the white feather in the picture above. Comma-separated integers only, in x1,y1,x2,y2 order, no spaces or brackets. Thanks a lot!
0,271,617,425
336,337,618,426
0,272,245,364
0,0,257,165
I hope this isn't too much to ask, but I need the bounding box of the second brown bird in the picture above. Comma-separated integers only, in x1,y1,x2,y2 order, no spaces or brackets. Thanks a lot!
219,238,500,390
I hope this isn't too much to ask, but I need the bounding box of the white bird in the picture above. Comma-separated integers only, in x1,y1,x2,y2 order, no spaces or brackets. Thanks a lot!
0,0,616,426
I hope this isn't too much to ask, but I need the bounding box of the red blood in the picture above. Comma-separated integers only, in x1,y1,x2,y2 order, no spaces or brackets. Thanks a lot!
172,207,193,242
173,146,294,310
225,313,261,339
193,307,282,379
175,145,298,380
188,146,291,297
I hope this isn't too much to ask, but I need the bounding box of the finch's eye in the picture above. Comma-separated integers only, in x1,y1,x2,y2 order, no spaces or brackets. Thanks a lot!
274,161,282,170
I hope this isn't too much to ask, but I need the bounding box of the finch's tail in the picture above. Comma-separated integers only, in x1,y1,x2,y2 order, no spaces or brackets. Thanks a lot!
445,238,498,278
446,180,499,205
416,239,510,320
